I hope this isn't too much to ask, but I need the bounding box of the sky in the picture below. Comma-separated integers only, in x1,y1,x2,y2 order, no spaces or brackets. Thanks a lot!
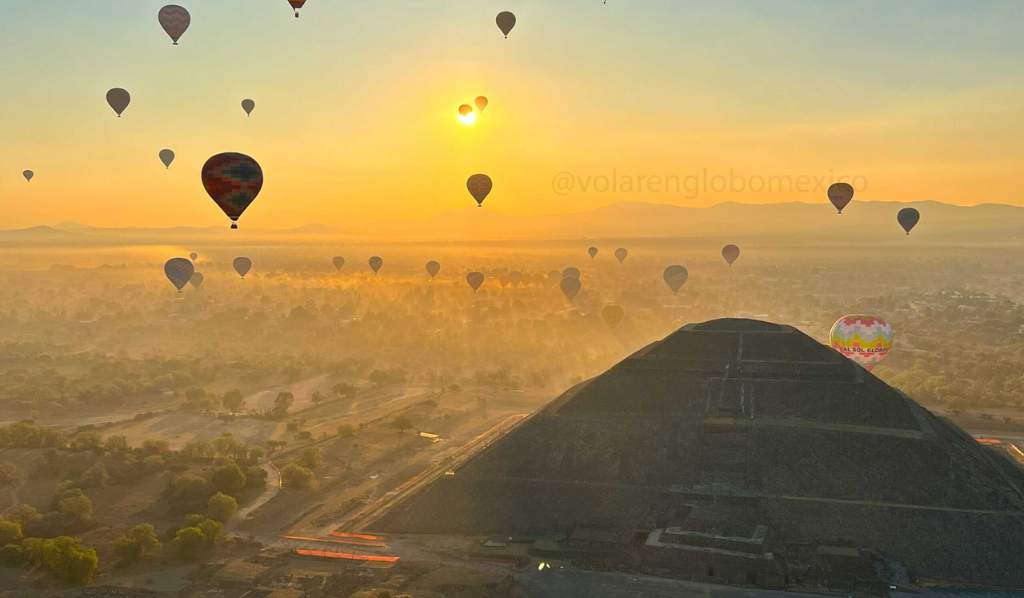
0,0,1022,230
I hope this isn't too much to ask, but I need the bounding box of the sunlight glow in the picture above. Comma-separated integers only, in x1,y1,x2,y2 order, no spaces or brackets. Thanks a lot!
458,111,477,126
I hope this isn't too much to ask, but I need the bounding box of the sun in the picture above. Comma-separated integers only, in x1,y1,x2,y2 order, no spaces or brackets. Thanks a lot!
458,111,477,126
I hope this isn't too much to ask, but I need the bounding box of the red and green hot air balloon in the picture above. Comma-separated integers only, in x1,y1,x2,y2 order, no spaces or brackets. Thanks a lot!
201,152,263,229
288,0,307,18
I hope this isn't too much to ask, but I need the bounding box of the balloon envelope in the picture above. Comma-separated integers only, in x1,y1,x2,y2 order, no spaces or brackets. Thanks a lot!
458,104,473,117
587,246,598,259
467,174,492,207
475,96,488,111
722,244,740,265
288,0,306,17
560,276,581,301
159,149,175,168
164,258,194,291
369,256,383,273
106,88,130,117
496,11,516,37
233,257,253,278
829,315,893,371
466,271,484,291
332,256,345,271
426,260,440,278
614,248,628,263
663,265,688,293
201,152,263,229
897,208,920,235
158,5,190,44
189,272,204,288
22,170,33,182
562,267,581,280
241,99,255,116
601,305,624,327
827,182,854,214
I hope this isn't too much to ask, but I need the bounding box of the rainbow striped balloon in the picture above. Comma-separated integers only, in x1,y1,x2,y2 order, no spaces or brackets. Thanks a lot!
829,315,893,371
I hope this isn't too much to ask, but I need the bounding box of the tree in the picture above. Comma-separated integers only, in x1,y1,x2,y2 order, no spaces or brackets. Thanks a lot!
0,518,22,545
167,473,214,511
113,523,160,563
245,465,267,489
281,463,317,490
272,392,294,418
79,462,109,488
57,491,93,525
0,462,19,486
390,416,413,432
8,504,40,528
222,389,245,413
311,390,325,404
71,431,102,452
297,447,322,469
174,527,206,560
103,435,128,451
211,462,247,494
40,536,98,584
207,492,238,522
337,423,356,438
332,382,357,400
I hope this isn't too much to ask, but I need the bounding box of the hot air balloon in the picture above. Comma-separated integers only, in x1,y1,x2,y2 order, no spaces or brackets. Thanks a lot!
287,0,306,18
509,271,523,286
897,208,920,235
106,88,130,117
158,5,190,44
614,248,628,264
369,256,383,274
496,11,516,38
426,260,440,279
458,104,473,117
189,252,198,261
233,257,252,278
829,315,893,371
562,267,581,280
475,96,488,112
189,272,205,289
722,244,740,266
241,99,255,116
201,152,263,229
164,258,194,292
827,182,854,214
560,276,581,301
587,246,598,259
467,174,492,207
159,149,175,169
332,256,345,271
466,271,485,292
601,304,624,327
663,265,688,294
22,170,33,182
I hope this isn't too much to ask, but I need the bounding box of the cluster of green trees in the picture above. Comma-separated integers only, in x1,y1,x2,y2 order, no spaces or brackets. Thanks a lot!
281,447,321,490
0,491,99,584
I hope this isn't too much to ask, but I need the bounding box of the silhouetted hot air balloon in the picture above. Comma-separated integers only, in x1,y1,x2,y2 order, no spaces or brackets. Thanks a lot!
496,11,516,38
233,257,252,279
106,88,130,117
897,208,920,235
189,271,204,289
458,104,473,117
164,258,194,292
827,182,854,214
829,315,893,371
663,265,688,294
332,256,345,271
475,96,488,112
614,248,628,264
159,149,175,169
287,0,306,18
201,152,263,229
722,244,740,266
189,252,198,261
369,256,383,274
601,304,624,327
241,99,255,116
467,174,492,207
22,170,33,182
510,271,523,286
466,271,485,292
560,276,581,301
426,261,440,279
587,247,598,259
158,5,190,44
562,267,581,280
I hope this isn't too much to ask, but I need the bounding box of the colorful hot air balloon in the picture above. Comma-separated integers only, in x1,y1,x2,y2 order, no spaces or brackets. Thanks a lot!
369,256,383,274
475,96,488,112
106,88,131,117
722,244,740,266
466,271,485,292
287,0,306,18
467,174,492,207
897,208,920,235
22,170,33,182
587,246,598,259
829,315,893,371
189,252,198,261
164,258,194,292
496,11,516,38
201,152,263,229
332,256,345,271
426,260,440,279
601,304,624,327
614,248,628,264
241,99,255,116
158,5,190,44
827,182,854,214
560,276,581,301
562,267,581,280
159,149,175,169
189,271,205,289
233,257,253,279
458,104,473,117
663,265,688,294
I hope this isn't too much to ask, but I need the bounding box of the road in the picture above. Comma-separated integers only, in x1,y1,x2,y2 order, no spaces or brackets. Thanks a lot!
230,461,281,530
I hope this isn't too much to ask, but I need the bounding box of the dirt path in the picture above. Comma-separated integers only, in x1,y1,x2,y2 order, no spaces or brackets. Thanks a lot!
230,461,282,529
